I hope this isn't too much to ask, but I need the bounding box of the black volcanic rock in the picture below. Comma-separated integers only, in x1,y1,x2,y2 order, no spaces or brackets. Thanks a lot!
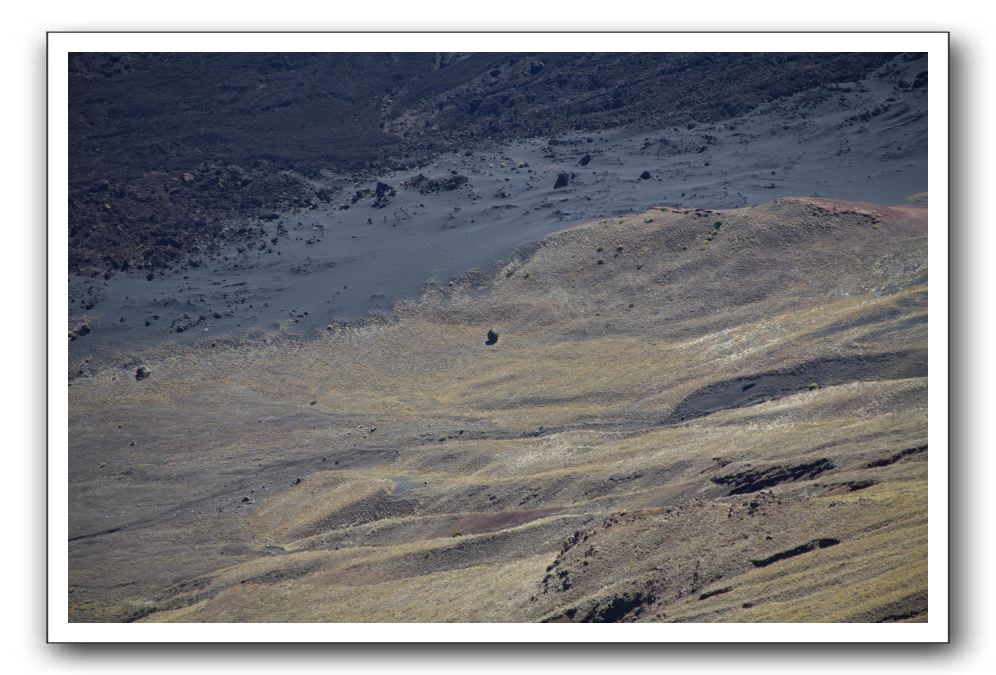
554,172,572,189
68,322,91,341
372,181,395,208
406,173,468,194
68,52,899,274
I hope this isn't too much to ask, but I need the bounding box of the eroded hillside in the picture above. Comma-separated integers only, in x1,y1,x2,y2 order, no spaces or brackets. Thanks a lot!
68,197,927,622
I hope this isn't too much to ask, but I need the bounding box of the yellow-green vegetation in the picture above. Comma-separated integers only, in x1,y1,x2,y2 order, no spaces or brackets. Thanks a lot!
905,191,928,203
68,197,928,623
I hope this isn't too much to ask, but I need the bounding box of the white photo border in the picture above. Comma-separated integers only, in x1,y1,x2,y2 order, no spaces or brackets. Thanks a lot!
47,31,949,643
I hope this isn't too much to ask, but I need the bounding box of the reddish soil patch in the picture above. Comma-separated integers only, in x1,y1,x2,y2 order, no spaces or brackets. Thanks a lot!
794,197,928,228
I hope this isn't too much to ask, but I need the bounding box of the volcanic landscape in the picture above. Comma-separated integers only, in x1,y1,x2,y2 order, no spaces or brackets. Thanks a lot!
67,52,928,623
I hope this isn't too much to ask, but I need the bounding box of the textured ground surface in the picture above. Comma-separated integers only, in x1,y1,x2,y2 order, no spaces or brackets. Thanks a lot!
67,197,928,622
68,53,927,364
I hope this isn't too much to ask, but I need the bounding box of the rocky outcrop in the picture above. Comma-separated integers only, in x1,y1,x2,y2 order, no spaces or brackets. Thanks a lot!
405,173,468,194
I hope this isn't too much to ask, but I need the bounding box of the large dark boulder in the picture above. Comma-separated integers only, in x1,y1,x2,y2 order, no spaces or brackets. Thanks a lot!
372,181,396,208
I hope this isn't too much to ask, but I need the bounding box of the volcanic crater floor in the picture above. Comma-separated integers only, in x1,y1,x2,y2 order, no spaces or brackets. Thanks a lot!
68,197,928,623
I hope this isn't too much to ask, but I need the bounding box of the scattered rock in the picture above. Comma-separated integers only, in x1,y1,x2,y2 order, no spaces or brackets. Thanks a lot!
639,170,652,180
485,329,499,346
68,322,92,341
134,366,150,381
406,174,468,194
553,172,573,189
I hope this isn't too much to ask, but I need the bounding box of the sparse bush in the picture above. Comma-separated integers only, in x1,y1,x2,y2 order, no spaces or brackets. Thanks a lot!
596,259,605,265
616,245,624,252
505,269,514,278
596,245,604,252
452,532,463,537
808,383,819,390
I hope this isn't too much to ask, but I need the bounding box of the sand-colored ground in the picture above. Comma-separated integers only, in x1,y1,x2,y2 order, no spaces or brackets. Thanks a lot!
68,197,927,622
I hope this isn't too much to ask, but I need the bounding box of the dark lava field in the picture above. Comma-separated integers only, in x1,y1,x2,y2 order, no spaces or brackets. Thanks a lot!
68,52,927,367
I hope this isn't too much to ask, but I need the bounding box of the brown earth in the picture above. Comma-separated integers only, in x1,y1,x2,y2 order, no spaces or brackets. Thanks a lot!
67,197,927,622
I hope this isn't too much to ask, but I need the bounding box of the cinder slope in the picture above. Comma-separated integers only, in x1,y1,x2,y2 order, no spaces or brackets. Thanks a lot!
67,197,927,622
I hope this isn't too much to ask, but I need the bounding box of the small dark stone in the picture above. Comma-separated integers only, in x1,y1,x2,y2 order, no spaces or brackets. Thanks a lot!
553,172,571,189
578,154,592,166
292,477,302,485
485,329,499,346
639,170,652,180
135,366,150,381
